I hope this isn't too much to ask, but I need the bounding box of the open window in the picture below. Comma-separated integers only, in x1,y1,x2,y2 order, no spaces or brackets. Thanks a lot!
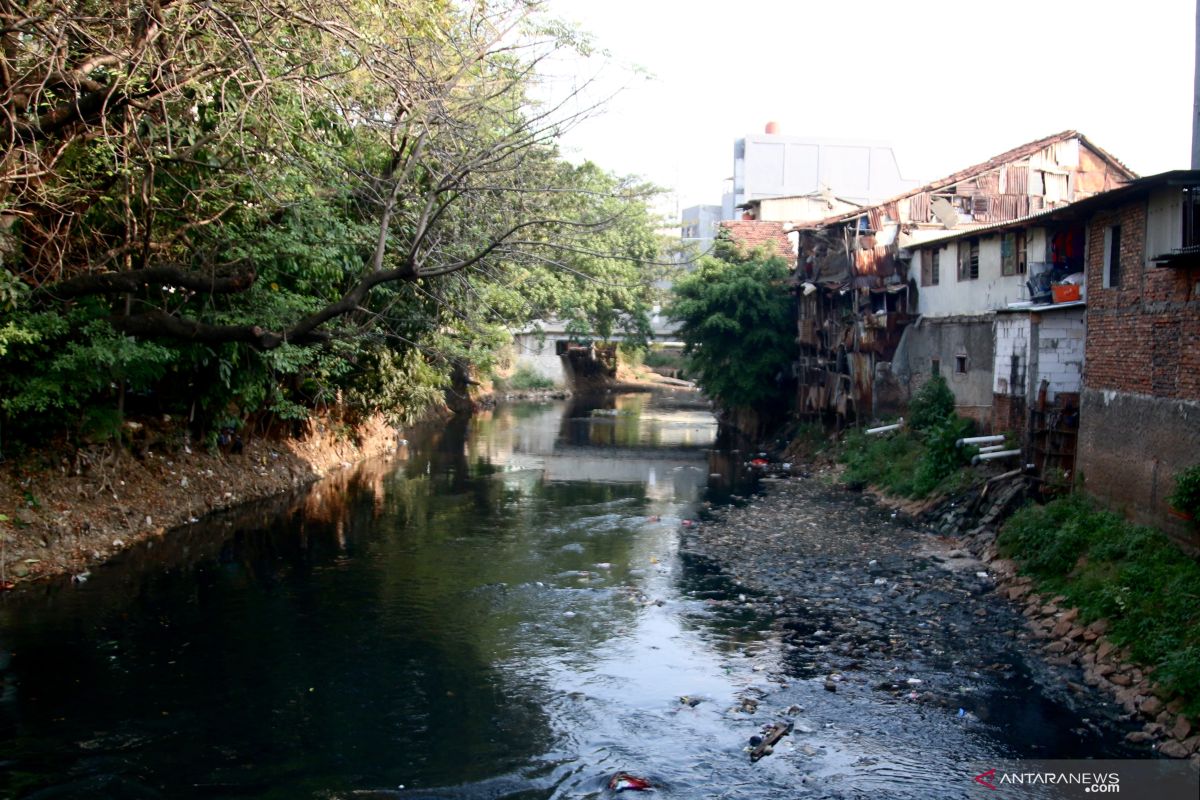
1001,231,1027,276
957,238,979,281
921,249,941,287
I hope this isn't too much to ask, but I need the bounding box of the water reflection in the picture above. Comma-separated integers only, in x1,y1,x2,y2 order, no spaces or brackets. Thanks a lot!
0,392,737,799
1,391,1117,800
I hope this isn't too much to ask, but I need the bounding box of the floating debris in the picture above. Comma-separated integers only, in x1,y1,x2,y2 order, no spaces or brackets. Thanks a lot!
608,772,652,792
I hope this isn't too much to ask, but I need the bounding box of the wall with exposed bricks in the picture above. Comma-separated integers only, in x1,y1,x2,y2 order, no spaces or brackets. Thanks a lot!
1077,196,1200,546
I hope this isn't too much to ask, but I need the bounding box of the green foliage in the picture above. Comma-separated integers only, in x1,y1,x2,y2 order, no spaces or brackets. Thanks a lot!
908,374,956,432
642,347,683,370
840,411,975,500
1168,463,1200,520
668,243,793,412
0,311,173,437
911,415,976,497
0,2,669,444
499,366,556,392
1000,496,1200,714
841,428,926,497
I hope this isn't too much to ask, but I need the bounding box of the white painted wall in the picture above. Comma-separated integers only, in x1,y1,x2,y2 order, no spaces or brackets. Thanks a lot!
512,334,568,386
1145,186,1182,264
916,228,1058,316
1035,309,1085,401
918,235,1029,315
993,316,1031,395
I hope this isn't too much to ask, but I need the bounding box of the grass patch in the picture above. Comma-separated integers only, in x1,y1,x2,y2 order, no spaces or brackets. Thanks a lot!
836,375,978,499
496,366,556,391
999,494,1200,716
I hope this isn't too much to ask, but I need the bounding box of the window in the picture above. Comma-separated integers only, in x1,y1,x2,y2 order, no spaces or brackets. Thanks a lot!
955,354,968,374
1001,231,1027,276
1103,224,1121,288
922,249,942,287
957,238,979,281
931,358,941,377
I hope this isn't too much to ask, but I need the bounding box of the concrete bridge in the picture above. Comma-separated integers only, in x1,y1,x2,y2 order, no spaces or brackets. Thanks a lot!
510,312,682,387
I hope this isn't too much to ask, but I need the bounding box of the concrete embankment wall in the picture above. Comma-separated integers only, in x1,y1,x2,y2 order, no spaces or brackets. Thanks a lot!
1077,388,1200,548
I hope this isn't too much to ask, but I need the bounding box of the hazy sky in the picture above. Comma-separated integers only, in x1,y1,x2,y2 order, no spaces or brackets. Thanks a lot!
543,0,1195,216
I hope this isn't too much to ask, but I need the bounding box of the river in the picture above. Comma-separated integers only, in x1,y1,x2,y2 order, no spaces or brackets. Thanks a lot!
0,392,1137,798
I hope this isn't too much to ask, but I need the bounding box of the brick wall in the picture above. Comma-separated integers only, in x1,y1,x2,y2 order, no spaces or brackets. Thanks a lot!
1078,195,1200,546
1084,200,1200,401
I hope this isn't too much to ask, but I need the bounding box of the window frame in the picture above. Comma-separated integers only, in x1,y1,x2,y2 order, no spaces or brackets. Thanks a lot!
958,238,980,281
1103,224,1121,288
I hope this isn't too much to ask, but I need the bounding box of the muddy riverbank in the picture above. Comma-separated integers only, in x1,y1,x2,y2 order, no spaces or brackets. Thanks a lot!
678,468,1197,766
0,413,405,587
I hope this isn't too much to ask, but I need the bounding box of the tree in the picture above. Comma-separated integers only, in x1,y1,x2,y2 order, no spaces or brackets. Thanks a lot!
668,240,794,413
0,1,667,438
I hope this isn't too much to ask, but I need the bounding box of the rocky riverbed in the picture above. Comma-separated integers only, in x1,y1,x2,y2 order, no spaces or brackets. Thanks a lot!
679,469,1200,768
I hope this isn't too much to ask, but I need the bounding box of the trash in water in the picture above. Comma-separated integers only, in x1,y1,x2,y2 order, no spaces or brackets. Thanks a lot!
750,458,769,468
749,720,793,762
608,772,652,792
679,695,702,707
957,708,966,717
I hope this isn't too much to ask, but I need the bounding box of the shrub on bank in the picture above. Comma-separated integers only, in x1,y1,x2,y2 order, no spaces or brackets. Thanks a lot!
999,495,1200,716
839,376,975,499
497,366,556,391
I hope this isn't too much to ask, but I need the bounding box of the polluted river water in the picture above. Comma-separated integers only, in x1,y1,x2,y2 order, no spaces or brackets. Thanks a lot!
0,392,1145,798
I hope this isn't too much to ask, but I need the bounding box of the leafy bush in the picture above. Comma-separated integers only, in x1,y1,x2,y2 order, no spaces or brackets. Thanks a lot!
1000,496,1200,714
841,427,925,497
910,415,976,497
500,366,556,391
1168,463,1200,519
837,373,973,499
907,374,956,432
643,347,683,369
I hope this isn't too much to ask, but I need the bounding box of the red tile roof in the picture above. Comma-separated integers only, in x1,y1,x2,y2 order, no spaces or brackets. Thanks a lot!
719,220,793,260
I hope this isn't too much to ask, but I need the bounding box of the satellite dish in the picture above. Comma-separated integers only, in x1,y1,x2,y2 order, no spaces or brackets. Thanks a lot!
930,197,959,229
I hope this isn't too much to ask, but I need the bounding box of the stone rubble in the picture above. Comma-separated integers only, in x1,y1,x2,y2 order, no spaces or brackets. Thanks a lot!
681,468,1199,764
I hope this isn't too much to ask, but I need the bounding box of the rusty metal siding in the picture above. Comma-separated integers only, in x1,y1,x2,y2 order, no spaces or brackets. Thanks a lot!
1008,165,1029,195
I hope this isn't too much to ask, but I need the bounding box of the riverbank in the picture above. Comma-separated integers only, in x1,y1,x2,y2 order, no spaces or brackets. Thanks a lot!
0,369,697,589
682,464,1200,766
0,412,408,588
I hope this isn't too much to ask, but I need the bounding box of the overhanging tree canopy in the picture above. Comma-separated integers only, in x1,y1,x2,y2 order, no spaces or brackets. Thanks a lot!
0,0,668,435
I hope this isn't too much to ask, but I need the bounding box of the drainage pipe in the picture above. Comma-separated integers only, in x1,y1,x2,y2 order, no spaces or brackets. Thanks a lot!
957,434,1006,447
971,449,1021,465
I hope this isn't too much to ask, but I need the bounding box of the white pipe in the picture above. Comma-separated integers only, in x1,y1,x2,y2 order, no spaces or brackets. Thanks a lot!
958,434,1005,447
971,449,1021,465
866,418,903,435
978,444,1008,453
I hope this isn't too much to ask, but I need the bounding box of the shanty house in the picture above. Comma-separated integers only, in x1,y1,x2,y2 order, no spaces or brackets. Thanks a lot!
789,130,1134,426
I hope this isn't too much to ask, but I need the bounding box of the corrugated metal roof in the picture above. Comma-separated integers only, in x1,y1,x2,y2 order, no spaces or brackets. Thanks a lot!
903,170,1200,251
791,130,1138,231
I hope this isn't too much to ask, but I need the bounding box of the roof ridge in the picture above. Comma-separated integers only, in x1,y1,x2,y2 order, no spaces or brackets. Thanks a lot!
799,130,1133,229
